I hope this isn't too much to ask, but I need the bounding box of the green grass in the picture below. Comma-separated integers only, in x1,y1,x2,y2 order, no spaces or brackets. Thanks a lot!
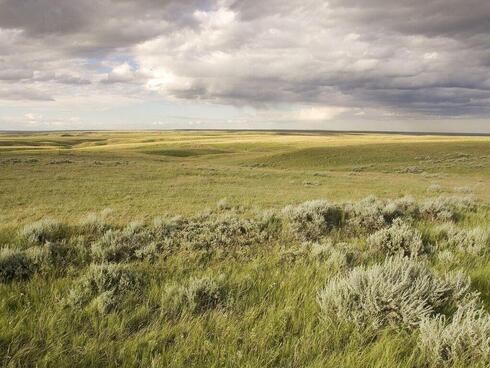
0,131,489,367
144,148,230,157
1,131,489,228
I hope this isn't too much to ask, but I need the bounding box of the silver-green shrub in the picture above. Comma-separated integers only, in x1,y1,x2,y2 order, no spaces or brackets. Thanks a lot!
0,247,35,283
343,196,386,233
308,241,333,261
91,227,152,263
79,211,112,236
426,183,442,193
437,249,456,265
344,196,420,233
134,242,159,261
66,263,144,313
216,198,231,210
283,200,342,240
25,242,69,270
308,240,359,270
437,225,489,256
20,218,65,245
421,196,476,221
163,275,226,314
382,196,420,222
170,214,275,250
419,301,490,366
318,257,472,331
367,219,427,258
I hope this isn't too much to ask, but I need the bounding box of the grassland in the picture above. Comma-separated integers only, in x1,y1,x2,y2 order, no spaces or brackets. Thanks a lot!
0,131,489,367
1,131,489,228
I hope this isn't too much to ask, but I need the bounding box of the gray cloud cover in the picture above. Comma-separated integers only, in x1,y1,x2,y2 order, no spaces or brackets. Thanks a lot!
0,0,489,129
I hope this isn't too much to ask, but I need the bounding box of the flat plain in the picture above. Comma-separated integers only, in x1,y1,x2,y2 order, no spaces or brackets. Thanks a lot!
0,131,489,367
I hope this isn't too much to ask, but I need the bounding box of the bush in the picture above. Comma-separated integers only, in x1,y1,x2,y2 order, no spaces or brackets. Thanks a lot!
421,196,476,221
91,213,276,261
344,196,420,233
367,219,427,258
79,211,112,236
344,196,388,233
427,184,442,193
318,257,472,331
66,263,144,313
163,275,226,315
90,228,152,263
308,241,333,261
152,216,186,241
256,210,282,240
439,226,489,256
123,221,145,237
419,301,490,366
453,186,472,194
217,198,231,210
437,250,456,265
382,196,420,222
20,219,65,245
172,214,273,250
283,200,342,240
308,241,359,269
25,242,69,271
134,242,159,261
0,247,35,283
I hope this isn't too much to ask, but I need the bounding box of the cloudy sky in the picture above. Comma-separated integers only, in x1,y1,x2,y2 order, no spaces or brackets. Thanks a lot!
1,0,490,132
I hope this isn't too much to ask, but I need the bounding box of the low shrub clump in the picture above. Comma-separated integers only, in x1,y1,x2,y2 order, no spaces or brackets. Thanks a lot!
318,257,472,331
90,222,155,263
343,196,387,233
367,219,427,258
20,218,66,245
163,275,227,315
419,301,490,366
167,213,276,250
421,196,476,222
343,196,419,233
66,263,145,313
283,200,342,240
25,242,71,271
382,196,420,222
89,212,279,263
0,247,35,283
435,224,489,256
91,229,141,263
427,183,443,193
308,241,360,270
79,210,112,236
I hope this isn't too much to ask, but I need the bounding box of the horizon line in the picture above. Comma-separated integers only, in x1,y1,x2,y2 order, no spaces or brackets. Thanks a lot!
1,128,490,137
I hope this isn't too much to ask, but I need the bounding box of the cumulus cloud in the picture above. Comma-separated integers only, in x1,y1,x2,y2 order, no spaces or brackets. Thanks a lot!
0,0,490,130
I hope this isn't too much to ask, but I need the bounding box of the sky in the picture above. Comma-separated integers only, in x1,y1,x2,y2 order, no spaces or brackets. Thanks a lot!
0,0,490,132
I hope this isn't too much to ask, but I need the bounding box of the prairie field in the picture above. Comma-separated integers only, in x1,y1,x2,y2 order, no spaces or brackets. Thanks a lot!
1,131,490,367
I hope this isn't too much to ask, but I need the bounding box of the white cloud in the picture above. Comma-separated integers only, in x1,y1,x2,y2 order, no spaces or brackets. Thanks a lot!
1,0,490,130
296,107,348,121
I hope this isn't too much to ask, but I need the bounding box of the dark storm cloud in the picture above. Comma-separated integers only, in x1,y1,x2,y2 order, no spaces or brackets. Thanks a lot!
0,0,216,53
327,0,490,37
1,0,490,121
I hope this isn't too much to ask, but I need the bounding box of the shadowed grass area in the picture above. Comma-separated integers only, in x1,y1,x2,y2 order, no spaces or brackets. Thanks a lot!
258,141,490,173
144,148,230,157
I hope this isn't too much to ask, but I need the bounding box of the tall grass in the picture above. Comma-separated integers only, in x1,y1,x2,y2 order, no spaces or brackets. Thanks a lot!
1,195,489,367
